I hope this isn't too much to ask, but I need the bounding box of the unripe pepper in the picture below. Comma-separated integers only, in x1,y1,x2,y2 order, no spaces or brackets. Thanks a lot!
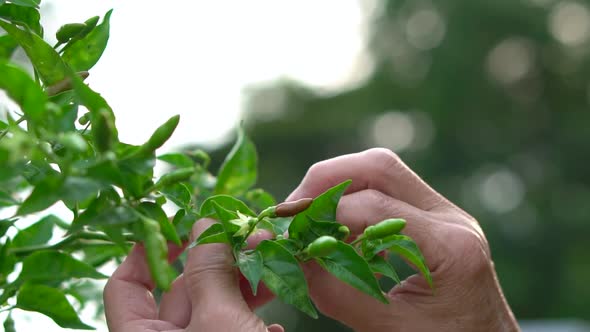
84,16,100,30
155,167,194,188
338,225,350,240
59,132,88,152
56,23,86,43
92,109,115,153
141,217,171,290
305,235,338,258
134,115,180,157
363,218,406,240
78,113,90,125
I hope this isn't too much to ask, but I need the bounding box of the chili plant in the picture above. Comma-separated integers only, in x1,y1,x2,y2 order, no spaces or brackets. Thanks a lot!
0,2,432,330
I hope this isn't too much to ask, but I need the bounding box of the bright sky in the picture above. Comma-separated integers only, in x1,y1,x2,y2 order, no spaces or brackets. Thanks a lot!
1,1,373,330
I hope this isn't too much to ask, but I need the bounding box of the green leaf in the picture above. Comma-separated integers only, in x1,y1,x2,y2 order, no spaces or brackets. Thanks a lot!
0,21,68,85
137,201,181,246
47,102,78,133
160,182,192,208
172,209,198,240
245,188,276,212
368,255,400,284
0,239,16,284
17,173,62,215
0,190,18,207
0,218,16,237
237,250,263,295
158,152,194,168
22,159,59,185
200,195,256,218
69,68,117,135
60,176,103,206
70,188,132,234
62,9,112,71
294,216,349,244
0,34,17,60
6,0,39,8
257,240,317,318
189,222,228,247
288,180,351,243
11,215,54,248
377,234,433,289
214,128,257,195
3,314,15,332
0,3,41,34
16,283,94,329
0,61,47,125
316,241,388,304
18,174,104,216
211,201,241,236
18,251,107,283
258,217,292,236
273,238,301,255
81,244,127,267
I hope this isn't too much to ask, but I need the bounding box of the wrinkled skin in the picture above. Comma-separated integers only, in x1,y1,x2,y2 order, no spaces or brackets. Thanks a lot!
104,148,520,332
285,149,520,332
103,221,283,332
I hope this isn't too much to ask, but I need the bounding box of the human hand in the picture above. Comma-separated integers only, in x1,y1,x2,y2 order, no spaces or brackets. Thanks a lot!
103,219,283,332
287,148,520,332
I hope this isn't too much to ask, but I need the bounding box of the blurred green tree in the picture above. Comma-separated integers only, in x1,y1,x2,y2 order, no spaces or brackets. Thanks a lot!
208,0,590,329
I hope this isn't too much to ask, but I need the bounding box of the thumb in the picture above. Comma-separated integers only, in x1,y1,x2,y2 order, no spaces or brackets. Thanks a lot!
184,219,284,332
184,218,249,314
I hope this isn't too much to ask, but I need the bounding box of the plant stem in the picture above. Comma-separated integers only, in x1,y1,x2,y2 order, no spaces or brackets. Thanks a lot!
8,231,136,257
0,115,26,141
239,209,273,249
350,236,364,246
0,306,15,313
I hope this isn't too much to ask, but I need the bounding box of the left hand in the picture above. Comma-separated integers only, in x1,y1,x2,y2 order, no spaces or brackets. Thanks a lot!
103,219,283,332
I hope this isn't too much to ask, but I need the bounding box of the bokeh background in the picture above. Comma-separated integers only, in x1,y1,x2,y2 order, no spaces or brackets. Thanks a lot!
4,0,590,331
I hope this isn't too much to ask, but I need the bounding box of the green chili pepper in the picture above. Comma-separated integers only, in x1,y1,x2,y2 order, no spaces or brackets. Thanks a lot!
363,218,406,240
78,113,90,125
38,141,53,155
154,167,195,189
84,15,99,28
92,109,115,153
59,132,88,152
140,217,171,290
338,225,350,240
56,23,87,43
77,16,100,40
305,235,338,258
134,115,180,157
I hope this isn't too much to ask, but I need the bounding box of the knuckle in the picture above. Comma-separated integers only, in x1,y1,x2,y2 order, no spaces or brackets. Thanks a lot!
363,148,405,178
364,148,401,166
306,161,329,179
366,189,394,217
448,226,492,277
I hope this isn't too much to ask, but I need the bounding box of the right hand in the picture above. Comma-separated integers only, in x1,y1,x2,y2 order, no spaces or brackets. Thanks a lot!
286,148,520,332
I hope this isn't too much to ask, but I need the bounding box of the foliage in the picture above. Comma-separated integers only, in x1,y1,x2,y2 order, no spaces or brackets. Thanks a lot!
0,2,432,330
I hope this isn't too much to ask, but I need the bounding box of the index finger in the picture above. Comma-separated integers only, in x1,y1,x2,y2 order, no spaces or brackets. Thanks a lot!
287,148,449,211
